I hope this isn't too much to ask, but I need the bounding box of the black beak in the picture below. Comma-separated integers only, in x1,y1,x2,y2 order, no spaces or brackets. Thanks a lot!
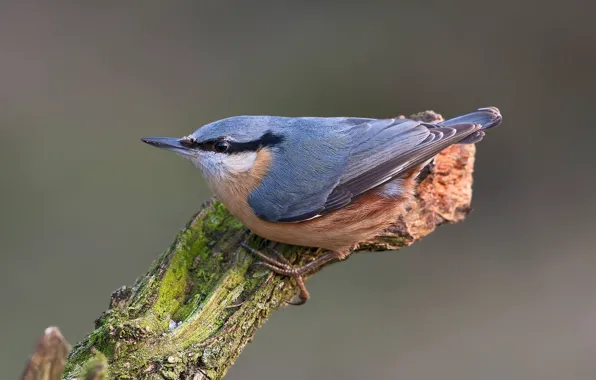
141,137,191,154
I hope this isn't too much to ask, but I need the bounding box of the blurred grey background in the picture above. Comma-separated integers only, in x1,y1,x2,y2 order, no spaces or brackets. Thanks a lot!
1,1,595,379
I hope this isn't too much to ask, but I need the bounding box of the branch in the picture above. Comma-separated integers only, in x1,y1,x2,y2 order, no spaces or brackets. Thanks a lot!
27,110,476,380
22,327,71,380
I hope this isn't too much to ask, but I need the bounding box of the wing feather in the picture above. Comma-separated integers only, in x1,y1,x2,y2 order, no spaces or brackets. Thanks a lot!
248,116,482,223
320,123,479,215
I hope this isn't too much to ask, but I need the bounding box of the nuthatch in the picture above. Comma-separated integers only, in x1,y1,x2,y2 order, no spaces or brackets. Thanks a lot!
142,107,502,304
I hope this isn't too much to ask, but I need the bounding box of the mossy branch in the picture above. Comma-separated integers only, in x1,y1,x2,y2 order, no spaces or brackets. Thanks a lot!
22,111,478,380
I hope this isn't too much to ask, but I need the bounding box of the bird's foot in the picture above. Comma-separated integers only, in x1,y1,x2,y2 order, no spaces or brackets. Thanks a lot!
241,243,310,305
241,244,349,305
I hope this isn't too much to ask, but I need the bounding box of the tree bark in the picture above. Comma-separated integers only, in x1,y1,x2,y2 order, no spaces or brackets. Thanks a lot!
21,327,71,380
26,110,477,380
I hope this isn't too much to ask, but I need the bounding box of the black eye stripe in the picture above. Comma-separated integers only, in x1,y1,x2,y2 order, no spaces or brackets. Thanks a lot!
179,137,224,152
187,131,285,154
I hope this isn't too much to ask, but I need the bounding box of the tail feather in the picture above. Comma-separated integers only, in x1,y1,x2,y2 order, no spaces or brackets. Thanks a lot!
440,106,502,130
458,130,486,144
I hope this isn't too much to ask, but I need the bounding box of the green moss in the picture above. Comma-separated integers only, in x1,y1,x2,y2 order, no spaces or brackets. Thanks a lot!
84,349,108,379
167,271,247,347
89,328,115,358
151,229,202,324
150,200,247,328
210,201,245,230
63,326,113,378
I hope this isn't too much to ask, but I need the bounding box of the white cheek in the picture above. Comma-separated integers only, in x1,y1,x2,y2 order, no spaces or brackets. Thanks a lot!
222,152,257,173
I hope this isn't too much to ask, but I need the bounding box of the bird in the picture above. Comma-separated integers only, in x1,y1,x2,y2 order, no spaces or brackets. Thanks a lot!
142,106,502,304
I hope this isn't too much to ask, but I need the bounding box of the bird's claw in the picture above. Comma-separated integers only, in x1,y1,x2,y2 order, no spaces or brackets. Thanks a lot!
241,243,310,304
253,260,309,277
242,243,292,270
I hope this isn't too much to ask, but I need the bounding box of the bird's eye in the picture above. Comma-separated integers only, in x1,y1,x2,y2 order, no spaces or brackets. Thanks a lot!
214,140,230,153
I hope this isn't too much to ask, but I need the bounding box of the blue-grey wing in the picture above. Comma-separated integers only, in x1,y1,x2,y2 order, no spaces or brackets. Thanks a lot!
248,117,480,223
320,120,480,214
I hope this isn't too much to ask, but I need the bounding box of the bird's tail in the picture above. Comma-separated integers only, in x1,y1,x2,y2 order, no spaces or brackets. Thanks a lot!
439,106,503,144
440,106,502,130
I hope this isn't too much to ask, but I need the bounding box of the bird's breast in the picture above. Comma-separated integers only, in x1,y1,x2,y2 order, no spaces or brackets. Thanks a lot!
211,157,420,251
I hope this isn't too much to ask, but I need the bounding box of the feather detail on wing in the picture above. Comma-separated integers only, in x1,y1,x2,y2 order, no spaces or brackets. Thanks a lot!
318,122,480,216
247,113,489,223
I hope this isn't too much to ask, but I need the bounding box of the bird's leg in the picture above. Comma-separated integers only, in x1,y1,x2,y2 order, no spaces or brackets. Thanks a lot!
242,243,308,303
255,243,312,305
290,276,310,305
241,243,351,304
259,250,348,277
243,244,349,277
241,243,292,270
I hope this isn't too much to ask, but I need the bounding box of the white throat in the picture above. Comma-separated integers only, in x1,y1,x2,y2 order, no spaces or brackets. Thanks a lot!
222,152,257,173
